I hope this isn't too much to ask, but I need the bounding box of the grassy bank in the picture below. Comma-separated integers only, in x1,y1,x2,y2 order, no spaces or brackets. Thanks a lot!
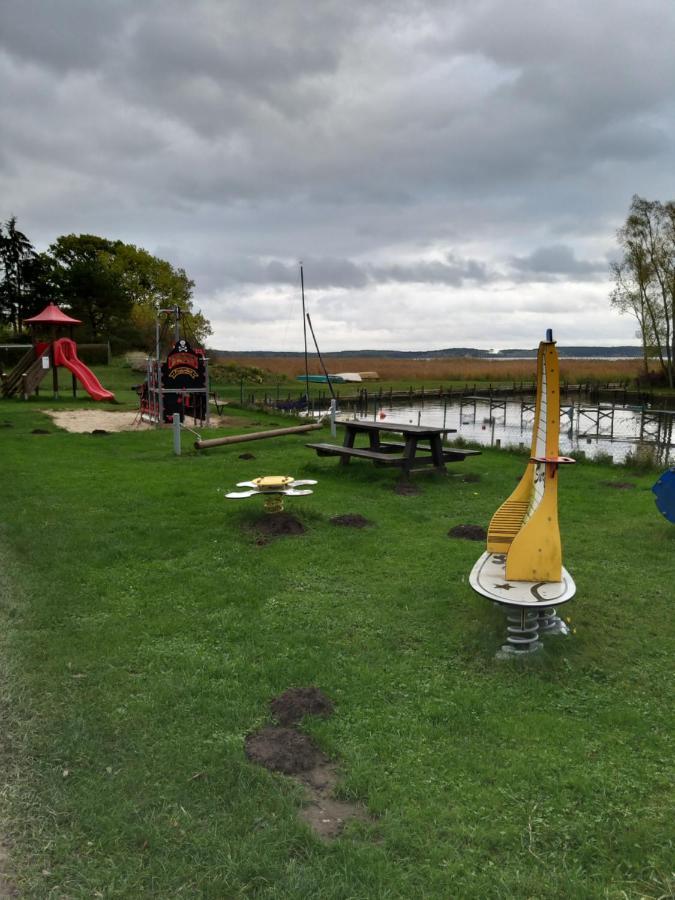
1,399,674,898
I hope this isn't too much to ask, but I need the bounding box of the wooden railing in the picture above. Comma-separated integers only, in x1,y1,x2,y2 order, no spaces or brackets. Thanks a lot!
1,347,36,397
20,356,50,398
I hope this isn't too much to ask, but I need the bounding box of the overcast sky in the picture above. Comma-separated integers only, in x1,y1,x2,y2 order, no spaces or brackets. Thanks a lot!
2,0,674,351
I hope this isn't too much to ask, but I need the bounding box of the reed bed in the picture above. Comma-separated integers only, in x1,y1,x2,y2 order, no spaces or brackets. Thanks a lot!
218,354,646,384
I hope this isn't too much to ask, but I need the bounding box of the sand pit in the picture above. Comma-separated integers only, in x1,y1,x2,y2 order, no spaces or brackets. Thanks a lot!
43,410,151,433
42,410,250,434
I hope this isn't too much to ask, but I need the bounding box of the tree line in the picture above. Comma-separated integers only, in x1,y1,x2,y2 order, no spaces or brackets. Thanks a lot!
0,217,211,349
611,195,675,388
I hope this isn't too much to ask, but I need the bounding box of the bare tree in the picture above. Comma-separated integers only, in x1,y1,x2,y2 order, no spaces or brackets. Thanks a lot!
611,196,675,387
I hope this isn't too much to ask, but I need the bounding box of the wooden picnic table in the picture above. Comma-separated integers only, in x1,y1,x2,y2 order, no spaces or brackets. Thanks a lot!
307,418,480,476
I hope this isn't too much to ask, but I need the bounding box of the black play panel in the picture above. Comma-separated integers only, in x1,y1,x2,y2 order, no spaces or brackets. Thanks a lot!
161,338,206,422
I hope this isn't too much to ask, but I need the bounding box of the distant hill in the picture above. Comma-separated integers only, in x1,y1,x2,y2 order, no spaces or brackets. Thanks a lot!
214,346,644,359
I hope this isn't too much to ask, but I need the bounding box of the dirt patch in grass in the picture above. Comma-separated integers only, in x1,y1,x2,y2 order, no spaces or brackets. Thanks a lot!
600,481,636,489
462,473,481,483
238,452,256,460
245,726,325,774
329,514,373,528
31,428,51,434
247,689,370,841
215,416,260,428
270,687,334,726
297,762,370,841
448,524,487,541
394,481,421,496
252,513,306,545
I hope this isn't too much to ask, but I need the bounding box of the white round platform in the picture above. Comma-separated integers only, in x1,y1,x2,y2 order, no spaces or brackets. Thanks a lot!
469,551,576,609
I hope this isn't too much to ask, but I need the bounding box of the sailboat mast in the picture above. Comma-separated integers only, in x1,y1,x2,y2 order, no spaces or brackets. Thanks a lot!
306,312,336,400
300,262,309,390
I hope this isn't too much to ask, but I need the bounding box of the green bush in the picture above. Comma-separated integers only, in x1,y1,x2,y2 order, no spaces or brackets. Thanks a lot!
593,450,615,466
210,362,269,384
624,442,661,472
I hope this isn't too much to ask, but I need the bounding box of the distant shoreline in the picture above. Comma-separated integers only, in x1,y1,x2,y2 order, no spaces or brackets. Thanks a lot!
214,346,645,360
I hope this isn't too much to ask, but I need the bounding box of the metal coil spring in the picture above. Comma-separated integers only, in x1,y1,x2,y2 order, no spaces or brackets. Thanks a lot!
538,607,558,632
504,608,540,652
537,607,570,636
263,494,285,514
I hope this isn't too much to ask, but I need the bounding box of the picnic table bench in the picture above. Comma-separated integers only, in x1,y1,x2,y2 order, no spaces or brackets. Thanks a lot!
307,418,481,476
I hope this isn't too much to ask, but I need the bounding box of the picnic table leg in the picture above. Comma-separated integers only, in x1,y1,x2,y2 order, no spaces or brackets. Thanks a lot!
340,426,356,464
342,427,356,448
367,430,381,451
402,436,417,476
429,434,447,474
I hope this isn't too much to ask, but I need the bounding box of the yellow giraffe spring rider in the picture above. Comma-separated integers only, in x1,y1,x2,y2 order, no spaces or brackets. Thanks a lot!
469,330,576,656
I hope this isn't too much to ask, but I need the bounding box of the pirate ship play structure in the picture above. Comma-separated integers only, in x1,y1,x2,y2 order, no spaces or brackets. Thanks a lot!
138,305,210,426
1,303,115,401
469,329,576,656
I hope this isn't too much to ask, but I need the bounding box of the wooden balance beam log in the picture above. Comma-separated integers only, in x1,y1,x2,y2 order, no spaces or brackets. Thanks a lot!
194,422,322,450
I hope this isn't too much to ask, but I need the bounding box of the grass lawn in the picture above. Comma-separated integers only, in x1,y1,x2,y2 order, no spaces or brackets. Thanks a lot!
0,396,673,898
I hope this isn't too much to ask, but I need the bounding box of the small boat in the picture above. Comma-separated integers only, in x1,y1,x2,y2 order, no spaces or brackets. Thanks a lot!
334,372,362,382
295,374,345,384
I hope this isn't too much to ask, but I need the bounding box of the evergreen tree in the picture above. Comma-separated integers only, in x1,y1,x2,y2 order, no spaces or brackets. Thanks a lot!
0,216,36,333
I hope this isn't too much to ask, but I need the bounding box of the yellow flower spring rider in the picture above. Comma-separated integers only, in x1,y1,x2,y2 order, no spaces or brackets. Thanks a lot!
225,475,316,513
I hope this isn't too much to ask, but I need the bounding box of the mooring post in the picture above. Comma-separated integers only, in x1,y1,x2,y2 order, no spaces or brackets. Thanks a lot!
330,398,337,436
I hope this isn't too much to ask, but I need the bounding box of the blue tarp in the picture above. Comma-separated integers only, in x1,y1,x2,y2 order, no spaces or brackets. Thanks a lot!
652,468,675,523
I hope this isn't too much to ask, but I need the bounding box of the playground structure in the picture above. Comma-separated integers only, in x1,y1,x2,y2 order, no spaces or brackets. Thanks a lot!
225,475,317,513
1,303,115,402
470,330,576,656
139,306,210,426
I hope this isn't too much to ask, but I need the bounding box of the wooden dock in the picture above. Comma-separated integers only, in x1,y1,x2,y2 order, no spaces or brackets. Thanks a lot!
246,380,673,414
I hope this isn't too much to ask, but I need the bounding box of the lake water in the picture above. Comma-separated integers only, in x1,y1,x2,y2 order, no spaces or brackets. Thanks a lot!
337,397,675,465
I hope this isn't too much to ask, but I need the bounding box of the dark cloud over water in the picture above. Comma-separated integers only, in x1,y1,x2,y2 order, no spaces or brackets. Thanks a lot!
2,0,673,349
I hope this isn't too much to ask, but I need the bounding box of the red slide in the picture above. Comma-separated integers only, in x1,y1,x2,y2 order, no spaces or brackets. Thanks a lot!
52,338,116,402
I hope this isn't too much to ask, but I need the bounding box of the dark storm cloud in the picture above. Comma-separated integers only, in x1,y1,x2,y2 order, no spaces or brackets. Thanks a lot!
171,252,494,292
1,0,674,348
372,256,491,286
510,245,606,281
0,0,128,72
